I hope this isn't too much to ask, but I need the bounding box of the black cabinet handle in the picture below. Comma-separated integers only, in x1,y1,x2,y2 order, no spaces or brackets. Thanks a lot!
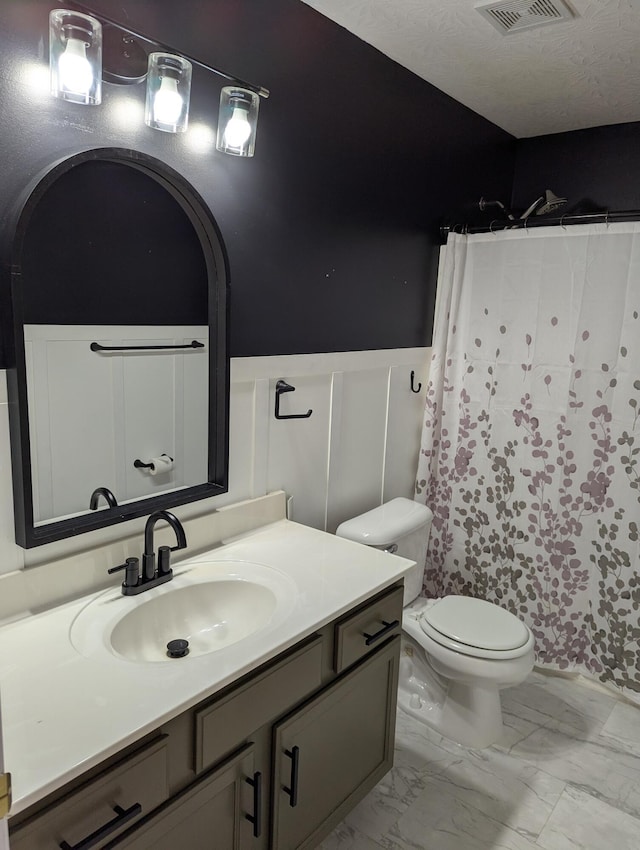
363,619,400,646
59,802,142,849
245,771,262,838
283,746,300,808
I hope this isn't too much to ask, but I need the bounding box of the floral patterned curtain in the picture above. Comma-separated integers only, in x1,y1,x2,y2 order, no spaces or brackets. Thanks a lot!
416,224,640,702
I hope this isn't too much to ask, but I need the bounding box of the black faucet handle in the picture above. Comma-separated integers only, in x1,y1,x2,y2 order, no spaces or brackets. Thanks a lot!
108,557,140,588
158,546,173,577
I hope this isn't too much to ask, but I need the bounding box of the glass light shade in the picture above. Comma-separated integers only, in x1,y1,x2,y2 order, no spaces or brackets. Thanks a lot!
216,87,259,157
145,53,192,133
49,9,102,105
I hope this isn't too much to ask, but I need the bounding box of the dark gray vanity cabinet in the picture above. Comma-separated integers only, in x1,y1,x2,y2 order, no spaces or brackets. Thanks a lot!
10,583,403,850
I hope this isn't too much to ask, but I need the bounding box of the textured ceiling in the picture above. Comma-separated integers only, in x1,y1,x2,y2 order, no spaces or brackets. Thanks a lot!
300,0,640,138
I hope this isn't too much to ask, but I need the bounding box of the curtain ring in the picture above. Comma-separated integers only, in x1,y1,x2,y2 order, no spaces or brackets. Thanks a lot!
560,214,567,230
605,210,610,228
523,217,529,231
490,219,498,234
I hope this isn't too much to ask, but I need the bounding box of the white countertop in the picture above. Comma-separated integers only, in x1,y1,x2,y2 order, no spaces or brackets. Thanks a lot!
0,519,413,816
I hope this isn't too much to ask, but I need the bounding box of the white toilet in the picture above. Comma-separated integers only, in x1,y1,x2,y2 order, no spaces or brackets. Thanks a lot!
336,498,535,749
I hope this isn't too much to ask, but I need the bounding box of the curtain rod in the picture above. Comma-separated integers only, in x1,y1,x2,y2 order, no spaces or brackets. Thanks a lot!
439,209,640,243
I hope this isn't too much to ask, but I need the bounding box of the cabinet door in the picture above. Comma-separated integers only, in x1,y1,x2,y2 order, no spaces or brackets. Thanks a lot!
107,745,258,850
272,636,400,850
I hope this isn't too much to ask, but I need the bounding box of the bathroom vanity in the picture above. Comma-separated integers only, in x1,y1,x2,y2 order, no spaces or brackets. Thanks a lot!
1,517,411,850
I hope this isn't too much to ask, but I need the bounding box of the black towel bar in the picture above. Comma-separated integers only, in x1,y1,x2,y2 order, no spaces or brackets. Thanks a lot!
90,340,205,353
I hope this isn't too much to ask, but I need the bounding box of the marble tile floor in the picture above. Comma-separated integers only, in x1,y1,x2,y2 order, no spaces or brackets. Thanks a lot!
318,670,640,850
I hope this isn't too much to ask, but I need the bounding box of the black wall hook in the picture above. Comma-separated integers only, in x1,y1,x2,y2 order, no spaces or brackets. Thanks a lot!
275,380,312,420
410,371,422,393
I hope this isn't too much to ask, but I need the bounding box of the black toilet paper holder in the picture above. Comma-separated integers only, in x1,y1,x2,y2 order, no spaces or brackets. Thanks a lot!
134,454,174,470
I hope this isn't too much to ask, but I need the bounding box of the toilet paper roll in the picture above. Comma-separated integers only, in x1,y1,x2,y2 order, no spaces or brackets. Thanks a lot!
149,455,174,476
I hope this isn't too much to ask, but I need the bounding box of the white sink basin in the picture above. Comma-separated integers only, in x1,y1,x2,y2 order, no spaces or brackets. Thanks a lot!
70,560,297,664
110,580,278,662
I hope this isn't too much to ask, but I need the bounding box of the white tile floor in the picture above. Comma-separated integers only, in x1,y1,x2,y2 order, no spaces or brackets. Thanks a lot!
319,670,640,850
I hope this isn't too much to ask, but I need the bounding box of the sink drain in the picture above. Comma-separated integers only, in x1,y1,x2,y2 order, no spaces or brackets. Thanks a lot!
166,638,190,658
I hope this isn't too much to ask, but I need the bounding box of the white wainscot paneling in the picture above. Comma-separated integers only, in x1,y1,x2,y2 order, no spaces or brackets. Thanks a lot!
121,339,207,501
0,348,430,573
29,337,118,522
326,368,390,534
266,374,332,530
224,380,263,506
234,349,431,534
25,325,208,523
383,360,430,503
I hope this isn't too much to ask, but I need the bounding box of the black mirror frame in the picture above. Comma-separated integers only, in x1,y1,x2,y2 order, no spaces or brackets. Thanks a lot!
1,147,230,548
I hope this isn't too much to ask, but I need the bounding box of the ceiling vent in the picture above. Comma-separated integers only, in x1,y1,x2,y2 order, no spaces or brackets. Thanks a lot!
474,0,576,35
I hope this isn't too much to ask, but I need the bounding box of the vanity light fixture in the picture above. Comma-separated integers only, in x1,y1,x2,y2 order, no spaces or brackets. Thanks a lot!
48,5,269,153
145,53,192,133
216,87,260,157
49,8,102,104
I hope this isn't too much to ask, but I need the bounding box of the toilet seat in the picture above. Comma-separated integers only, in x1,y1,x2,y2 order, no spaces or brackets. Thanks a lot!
419,596,533,660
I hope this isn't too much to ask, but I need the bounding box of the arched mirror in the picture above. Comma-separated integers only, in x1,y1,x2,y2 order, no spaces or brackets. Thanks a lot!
3,148,229,547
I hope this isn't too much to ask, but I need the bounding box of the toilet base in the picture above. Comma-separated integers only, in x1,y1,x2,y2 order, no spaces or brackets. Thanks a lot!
398,637,505,749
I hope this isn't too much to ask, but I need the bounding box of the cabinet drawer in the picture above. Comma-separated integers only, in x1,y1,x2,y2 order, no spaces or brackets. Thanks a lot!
11,737,169,850
195,634,324,774
334,584,403,672
106,744,256,850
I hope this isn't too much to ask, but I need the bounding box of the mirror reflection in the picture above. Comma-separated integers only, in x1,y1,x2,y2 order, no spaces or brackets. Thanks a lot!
8,148,229,547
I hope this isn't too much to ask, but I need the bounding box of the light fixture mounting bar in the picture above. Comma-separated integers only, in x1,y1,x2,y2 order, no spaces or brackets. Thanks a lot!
73,2,269,98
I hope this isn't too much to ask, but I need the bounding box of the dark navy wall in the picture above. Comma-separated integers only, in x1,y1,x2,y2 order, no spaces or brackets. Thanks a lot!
512,122,640,215
0,0,515,363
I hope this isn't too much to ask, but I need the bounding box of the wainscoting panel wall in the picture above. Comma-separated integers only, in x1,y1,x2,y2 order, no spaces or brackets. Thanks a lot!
326,368,390,534
384,364,432,504
266,373,333,530
227,379,262,505
0,347,430,575
25,325,208,523
232,349,431,533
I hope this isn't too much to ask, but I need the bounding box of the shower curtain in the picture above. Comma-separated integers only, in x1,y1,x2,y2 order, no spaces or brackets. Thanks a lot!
416,223,640,702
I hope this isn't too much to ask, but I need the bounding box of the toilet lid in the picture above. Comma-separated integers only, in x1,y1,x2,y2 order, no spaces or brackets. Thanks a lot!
420,596,530,651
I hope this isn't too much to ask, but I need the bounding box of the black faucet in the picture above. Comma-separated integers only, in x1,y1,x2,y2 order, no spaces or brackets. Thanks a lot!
142,510,187,581
108,510,187,596
89,486,118,510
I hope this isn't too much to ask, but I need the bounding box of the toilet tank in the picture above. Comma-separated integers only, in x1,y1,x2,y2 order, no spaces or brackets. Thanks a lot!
335,498,433,605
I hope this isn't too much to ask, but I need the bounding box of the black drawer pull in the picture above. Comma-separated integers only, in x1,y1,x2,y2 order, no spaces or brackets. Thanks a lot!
59,802,142,849
245,771,262,838
363,619,400,646
283,746,300,808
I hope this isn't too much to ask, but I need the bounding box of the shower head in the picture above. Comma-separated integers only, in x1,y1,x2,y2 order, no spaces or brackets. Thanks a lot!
520,189,567,220
536,189,567,215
